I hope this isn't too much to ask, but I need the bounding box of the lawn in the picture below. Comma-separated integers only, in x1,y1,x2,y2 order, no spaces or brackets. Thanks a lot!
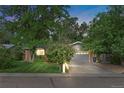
0,61,61,73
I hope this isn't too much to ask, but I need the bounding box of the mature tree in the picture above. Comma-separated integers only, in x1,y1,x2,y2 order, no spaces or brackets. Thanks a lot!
77,22,88,40
83,5,124,64
0,5,88,47
0,5,70,46
57,17,88,43
0,16,10,44
56,17,79,43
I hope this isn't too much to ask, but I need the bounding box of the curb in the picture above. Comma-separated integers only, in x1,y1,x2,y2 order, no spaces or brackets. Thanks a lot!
0,73,124,78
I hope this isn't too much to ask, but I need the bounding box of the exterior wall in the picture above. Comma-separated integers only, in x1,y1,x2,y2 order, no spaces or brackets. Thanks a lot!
72,44,82,53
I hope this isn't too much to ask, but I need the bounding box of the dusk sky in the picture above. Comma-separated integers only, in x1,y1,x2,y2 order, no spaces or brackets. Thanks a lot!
69,5,108,24
1,5,108,24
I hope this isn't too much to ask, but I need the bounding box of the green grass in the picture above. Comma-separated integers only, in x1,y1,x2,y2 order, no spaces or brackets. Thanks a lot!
0,61,61,73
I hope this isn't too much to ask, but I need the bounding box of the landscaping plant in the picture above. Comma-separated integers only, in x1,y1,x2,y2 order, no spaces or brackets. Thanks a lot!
46,43,74,65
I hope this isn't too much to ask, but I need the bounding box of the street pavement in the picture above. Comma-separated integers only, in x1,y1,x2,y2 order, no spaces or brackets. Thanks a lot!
0,73,124,88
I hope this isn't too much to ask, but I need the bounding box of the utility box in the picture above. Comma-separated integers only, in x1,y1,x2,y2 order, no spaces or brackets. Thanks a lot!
93,57,96,63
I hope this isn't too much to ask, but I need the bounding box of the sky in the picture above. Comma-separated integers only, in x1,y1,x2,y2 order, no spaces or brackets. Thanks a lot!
68,5,108,24
0,5,108,23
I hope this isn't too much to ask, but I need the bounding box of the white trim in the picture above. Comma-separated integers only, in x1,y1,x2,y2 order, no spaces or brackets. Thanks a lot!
69,41,82,46
75,51,89,55
2,44,15,48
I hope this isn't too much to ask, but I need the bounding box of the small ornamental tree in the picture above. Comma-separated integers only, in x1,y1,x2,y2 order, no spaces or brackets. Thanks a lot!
46,43,74,65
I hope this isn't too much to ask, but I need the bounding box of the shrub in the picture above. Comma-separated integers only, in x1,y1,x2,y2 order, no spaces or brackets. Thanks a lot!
46,44,74,65
0,48,16,69
10,46,23,60
110,55,121,65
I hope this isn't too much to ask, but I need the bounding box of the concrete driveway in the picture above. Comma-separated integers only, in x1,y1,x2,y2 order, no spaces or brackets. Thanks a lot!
69,54,116,74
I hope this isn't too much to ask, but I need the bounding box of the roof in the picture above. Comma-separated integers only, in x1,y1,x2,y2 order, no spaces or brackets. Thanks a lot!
69,41,82,46
2,44,15,49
